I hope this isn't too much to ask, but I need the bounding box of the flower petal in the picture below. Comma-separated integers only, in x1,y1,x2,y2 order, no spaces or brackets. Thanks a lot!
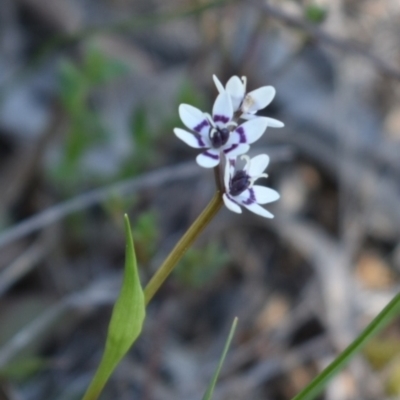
231,118,268,145
248,154,269,177
212,90,233,127
243,202,274,218
223,143,250,158
252,185,280,204
174,128,210,148
196,149,220,168
242,86,276,113
265,117,284,128
225,76,245,111
223,194,242,214
213,75,225,94
179,104,210,136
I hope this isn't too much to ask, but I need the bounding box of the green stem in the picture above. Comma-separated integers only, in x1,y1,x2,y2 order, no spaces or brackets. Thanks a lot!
144,191,223,305
292,292,400,400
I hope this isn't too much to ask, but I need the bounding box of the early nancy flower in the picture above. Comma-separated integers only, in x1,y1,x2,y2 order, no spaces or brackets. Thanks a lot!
213,75,284,127
223,154,280,218
174,90,269,168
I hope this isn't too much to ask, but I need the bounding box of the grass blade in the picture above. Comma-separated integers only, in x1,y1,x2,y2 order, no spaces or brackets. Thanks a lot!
292,292,400,400
202,317,238,400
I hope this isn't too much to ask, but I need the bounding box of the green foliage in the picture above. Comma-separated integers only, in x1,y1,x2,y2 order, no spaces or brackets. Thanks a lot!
55,48,127,186
133,211,158,264
364,337,400,370
0,357,48,381
82,215,145,400
119,106,158,177
304,5,327,24
292,292,400,400
386,361,400,395
202,317,238,400
175,242,230,288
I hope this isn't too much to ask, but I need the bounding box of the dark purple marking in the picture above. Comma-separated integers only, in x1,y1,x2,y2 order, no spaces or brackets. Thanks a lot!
194,134,206,147
235,126,246,143
223,144,239,154
213,115,230,124
194,119,209,133
203,150,219,160
242,188,256,205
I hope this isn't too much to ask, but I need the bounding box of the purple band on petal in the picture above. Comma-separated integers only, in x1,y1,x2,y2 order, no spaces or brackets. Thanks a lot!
242,188,256,205
194,134,206,147
213,115,230,124
194,119,209,133
236,126,246,143
203,150,219,160
223,144,239,154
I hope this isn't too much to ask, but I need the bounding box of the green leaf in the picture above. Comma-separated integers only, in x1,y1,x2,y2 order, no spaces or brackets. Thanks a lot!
0,357,48,381
292,292,400,400
84,48,128,85
304,5,327,24
202,317,238,400
83,215,145,400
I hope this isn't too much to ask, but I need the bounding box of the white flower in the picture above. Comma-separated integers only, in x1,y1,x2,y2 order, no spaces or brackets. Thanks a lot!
174,90,269,168
223,154,280,218
213,75,284,127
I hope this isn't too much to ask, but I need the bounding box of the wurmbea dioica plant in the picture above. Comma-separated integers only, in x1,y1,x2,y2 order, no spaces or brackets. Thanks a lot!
84,75,283,400
85,74,400,400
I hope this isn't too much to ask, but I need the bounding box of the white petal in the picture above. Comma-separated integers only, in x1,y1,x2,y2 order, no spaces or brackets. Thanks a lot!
242,86,276,113
226,76,245,111
223,160,231,190
179,104,210,135
212,75,224,94
240,113,257,120
265,117,284,128
223,143,250,159
243,202,274,218
232,118,268,145
212,90,233,127
248,154,269,177
252,185,280,204
223,194,242,214
174,128,210,148
196,149,220,168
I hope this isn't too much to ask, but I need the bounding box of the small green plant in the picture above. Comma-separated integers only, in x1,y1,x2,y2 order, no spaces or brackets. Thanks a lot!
304,4,327,24
175,242,230,287
55,48,128,186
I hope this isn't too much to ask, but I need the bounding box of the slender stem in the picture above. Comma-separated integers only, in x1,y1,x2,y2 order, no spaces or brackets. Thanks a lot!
213,165,223,192
144,191,223,305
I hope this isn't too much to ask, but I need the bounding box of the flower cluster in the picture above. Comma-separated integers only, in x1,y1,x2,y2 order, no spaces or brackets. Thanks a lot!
174,75,282,218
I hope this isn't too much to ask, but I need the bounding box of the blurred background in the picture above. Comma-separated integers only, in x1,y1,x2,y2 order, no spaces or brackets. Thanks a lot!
1,0,400,399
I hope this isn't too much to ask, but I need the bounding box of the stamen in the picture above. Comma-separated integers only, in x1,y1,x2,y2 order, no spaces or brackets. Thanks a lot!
209,126,230,148
249,173,268,187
